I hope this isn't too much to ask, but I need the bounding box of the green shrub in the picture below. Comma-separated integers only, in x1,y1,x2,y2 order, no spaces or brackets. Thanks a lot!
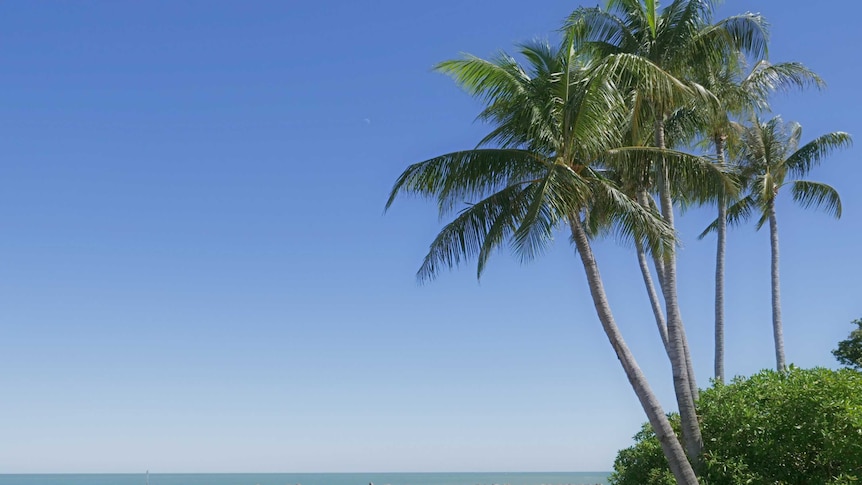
833,318,862,370
608,418,678,485
609,367,862,485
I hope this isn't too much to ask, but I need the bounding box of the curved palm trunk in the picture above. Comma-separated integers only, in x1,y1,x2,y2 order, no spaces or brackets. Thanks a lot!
714,136,727,384
636,242,669,352
638,191,699,402
655,118,703,461
768,199,786,372
681,337,698,401
570,217,699,485
635,191,669,353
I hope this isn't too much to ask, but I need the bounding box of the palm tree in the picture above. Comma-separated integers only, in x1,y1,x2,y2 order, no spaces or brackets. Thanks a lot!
694,59,823,383
566,0,768,460
713,116,851,371
387,31,702,485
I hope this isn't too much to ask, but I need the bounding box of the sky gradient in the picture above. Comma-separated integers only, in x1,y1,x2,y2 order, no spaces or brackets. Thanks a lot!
1,0,860,474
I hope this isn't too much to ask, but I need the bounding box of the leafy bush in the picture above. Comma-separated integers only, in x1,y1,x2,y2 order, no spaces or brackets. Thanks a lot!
609,367,862,485
833,318,862,370
608,418,678,485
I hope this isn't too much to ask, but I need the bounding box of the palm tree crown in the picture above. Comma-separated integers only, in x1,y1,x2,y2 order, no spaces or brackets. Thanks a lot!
387,27,702,485
386,32,674,281
723,116,850,228
712,115,851,372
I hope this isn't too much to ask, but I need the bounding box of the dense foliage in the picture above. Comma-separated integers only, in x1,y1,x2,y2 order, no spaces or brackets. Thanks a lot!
833,318,862,370
610,367,862,485
390,2,850,482
609,418,679,485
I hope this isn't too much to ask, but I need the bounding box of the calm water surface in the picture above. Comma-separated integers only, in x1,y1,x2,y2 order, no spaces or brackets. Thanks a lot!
0,473,609,485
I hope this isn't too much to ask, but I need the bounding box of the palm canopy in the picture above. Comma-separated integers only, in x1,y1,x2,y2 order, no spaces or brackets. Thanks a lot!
566,0,768,115
386,30,677,281
560,0,757,208
672,58,824,203
701,115,852,235
691,57,824,144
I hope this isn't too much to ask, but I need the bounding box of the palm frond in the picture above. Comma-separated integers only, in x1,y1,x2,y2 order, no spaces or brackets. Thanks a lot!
435,55,528,105
785,131,853,178
566,74,629,157
605,146,737,204
742,61,824,110
698,194,755,238
385,149,548,215
416,183,532,282
511,168,562,262
587,174,677,256
591,53,700,110
754,208,769,230
566,6,637,55
791,180,842,218
712,12,769,60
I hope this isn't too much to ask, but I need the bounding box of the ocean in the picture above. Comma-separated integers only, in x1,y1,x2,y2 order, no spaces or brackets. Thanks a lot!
0,473,609,485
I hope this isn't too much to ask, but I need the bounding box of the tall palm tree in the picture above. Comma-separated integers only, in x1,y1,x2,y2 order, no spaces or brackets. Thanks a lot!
694,59,823,383
387,31,702,485
566,0,768,460
713,116,851,371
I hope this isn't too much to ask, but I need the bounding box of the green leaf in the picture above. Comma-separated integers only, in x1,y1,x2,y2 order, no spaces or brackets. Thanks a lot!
791,180,842,219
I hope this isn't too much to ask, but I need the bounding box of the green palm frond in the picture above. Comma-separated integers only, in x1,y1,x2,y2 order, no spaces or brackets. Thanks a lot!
708,12,769,60
566,75,629,157
753,208,769,230
791,180,842,218
785,132,853,178
437,51,561,152
605,146,737,203
567,6,637,55
659,0,717,66
385,149,548,215
416,183,532,282
517,39,561,78
643,0,658,36
587,174,677,255
698,194,755,238
742,61,824,110
663,104,707,148
510,165,592,262
591,52,703,110
732,116,848,233
475,86,560,152
414,164,596,281
435,55,528,105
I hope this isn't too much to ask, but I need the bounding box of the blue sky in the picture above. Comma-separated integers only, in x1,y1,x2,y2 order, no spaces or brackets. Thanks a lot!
1,0,860,474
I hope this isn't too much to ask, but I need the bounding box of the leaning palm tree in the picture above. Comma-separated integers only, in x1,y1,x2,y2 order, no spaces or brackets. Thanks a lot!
387,31,702,485
566,0,768,460
693,58,823,383
706,116,851,371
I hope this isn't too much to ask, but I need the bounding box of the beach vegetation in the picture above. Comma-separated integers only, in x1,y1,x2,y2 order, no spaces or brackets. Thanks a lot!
387,1,850,483
833,318,862,371
708,116,851,371
609,367,862,485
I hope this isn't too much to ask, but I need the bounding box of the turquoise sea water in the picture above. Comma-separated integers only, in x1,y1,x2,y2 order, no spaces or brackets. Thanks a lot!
0,473,609,485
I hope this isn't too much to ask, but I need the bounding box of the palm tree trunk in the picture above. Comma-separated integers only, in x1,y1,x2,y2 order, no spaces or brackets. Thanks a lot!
569,217,699,485
636,241,669,352
655,117,703,461
635,190,669,352
768,199,786,372
682,337,698,401
714,135,727,384
637,190,699,401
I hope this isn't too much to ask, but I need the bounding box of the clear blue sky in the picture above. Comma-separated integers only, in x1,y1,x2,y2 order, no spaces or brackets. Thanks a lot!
1,0,859,474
